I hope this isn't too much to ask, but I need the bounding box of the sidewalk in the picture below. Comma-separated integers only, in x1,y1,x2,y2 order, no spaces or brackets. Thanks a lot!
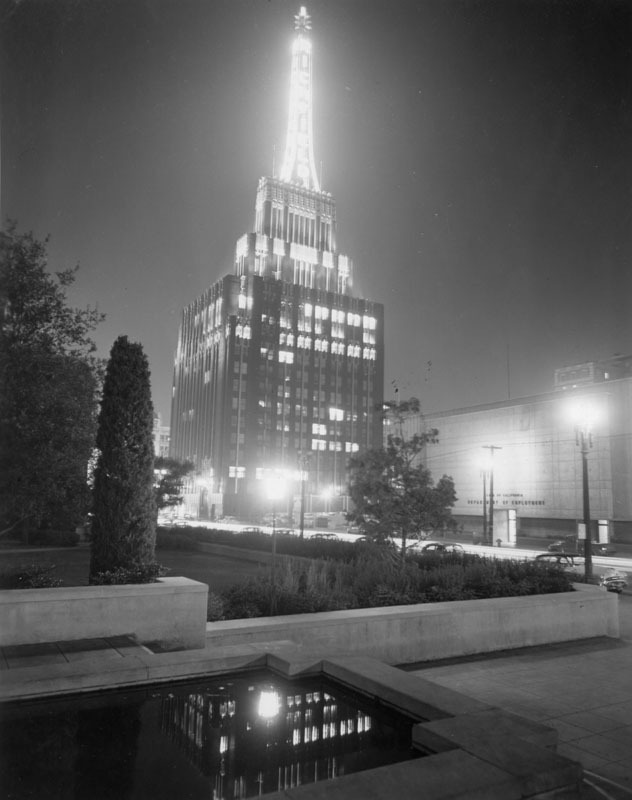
403,636,632,797
2,625,631,797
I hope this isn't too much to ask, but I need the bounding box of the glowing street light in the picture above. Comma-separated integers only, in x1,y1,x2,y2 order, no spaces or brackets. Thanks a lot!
321,485,335,514
568,398,599,580
257,689,281,720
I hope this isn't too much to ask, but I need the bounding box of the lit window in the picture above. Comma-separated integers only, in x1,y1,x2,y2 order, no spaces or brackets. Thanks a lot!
305,303,313,317
238,293,247,309
279,350,294,364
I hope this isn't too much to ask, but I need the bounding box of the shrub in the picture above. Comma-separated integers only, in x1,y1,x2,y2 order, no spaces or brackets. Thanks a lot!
215,547,574,619
156,528,201,551
207,591,225,621
89,561,168,585
0,563,62,589
30,529,80,547
220,578,272,618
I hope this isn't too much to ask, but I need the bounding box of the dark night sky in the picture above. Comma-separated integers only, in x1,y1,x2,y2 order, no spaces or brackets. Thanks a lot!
2,0,631,422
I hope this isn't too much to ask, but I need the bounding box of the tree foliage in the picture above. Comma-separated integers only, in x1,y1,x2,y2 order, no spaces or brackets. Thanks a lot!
90,336,156,578
347,397,457,554
0,223,104,537
154,456,195,511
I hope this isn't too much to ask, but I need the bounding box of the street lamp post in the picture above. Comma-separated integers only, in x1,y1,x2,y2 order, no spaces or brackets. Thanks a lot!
297,452,310,540
568,399,598,581
570,417,594,580
266,475,286,615
579,428,593,580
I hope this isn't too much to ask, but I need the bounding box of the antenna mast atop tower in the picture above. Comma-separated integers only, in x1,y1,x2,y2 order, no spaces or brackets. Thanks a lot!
280,6,321,192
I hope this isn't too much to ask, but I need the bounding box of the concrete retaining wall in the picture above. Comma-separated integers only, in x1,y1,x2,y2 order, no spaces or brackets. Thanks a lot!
206,583,618,664
0,577,208,651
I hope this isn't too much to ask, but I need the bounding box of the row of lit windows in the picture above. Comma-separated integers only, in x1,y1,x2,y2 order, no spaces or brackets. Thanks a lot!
292,304,378,329
312,440,360,452
272,346,377,362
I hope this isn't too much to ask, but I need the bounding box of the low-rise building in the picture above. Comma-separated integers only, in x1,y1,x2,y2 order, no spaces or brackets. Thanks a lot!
403,358,632,544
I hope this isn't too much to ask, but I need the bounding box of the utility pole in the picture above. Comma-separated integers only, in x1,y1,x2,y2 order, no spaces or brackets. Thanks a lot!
482,470,487,542
482,446,502,545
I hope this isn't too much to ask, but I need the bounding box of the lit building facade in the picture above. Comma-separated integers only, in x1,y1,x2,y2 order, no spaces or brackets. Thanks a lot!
153,411,170,458
170,7,384,518
404,358,632,544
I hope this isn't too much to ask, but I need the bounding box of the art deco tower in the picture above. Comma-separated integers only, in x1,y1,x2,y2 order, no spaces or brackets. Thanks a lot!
170,7,384,519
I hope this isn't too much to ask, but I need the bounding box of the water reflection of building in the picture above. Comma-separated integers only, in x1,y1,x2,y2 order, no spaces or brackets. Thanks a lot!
160,680,377,799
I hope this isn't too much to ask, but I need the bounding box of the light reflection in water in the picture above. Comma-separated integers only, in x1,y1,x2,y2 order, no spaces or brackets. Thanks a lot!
1,671,419,800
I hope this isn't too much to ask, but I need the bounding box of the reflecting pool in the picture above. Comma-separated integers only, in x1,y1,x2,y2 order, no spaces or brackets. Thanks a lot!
0,670,421,799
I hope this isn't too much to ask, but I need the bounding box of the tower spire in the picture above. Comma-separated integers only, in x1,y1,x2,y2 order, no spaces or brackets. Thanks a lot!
280,6,321,192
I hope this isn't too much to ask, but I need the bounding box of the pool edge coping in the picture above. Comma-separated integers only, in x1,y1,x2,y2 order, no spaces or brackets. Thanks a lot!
0,640,583,799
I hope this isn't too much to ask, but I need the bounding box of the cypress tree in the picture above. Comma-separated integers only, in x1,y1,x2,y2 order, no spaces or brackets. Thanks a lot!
90,336,156,578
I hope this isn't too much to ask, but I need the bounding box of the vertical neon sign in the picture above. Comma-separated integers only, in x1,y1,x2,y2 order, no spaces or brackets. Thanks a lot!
280,6,321,192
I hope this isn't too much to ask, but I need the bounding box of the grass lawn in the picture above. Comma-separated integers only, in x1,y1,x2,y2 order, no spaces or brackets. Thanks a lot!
0,546,266,592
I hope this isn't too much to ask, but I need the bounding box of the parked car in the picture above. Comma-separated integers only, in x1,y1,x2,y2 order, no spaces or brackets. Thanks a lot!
311,532,340,541
354,535,398,550
412,541,464,554
534,553,584,575
275,528,296,536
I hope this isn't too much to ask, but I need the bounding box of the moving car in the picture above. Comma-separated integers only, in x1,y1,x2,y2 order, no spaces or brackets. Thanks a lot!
311,533,340,541
241,526,264,534
547,538,616,556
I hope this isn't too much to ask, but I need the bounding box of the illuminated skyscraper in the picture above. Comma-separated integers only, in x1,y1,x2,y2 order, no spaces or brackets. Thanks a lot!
170,7,384,519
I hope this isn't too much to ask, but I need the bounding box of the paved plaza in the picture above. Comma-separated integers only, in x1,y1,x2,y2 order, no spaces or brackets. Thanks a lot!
2,592,631,798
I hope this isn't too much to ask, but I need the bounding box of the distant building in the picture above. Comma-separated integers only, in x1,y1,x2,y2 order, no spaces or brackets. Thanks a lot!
553,354,632,391
170,7,384,519
153,412,170,458
404,357,632,544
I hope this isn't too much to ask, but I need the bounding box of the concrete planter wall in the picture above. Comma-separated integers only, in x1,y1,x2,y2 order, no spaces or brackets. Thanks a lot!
0,577,208,651
207,583,618,664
